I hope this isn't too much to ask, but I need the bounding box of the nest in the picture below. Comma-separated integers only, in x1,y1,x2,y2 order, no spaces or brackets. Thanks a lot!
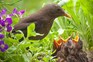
52,35,89,62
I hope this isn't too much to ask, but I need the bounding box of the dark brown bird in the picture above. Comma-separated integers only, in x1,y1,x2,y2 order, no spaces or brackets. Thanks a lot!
13,3,71,40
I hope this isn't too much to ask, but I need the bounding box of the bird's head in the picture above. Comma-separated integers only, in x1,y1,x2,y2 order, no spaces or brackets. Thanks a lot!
42,4,71,18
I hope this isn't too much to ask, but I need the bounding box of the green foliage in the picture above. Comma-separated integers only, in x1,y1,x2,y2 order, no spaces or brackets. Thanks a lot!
0,0,93,62
27,23,36,37
63,0,93,49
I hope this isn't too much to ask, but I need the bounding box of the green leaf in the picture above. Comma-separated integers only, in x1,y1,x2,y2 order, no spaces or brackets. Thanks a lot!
4,38,19,46
12,17,19,26
27,23,36,38
7,45,17,53
15,33,24,40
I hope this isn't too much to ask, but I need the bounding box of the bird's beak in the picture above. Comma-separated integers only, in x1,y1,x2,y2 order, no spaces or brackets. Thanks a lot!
63,13,71,18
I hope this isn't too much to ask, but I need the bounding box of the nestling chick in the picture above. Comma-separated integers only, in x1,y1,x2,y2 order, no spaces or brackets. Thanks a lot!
13,4,71,40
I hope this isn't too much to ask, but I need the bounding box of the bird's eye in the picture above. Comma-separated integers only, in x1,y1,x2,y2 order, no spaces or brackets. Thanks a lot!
57,8,61,11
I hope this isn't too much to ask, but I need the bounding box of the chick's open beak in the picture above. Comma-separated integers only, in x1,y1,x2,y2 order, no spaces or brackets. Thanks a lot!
63,13,71,18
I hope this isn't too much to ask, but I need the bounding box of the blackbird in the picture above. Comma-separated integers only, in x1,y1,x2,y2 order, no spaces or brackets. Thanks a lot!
13,3,71,40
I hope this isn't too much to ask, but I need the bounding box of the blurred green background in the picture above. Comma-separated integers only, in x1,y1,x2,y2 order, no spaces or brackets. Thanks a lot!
0,0,93,62
0,0,55,15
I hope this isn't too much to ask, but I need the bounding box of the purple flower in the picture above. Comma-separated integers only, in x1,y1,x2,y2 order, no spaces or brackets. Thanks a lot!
0,20,4,32
0,21,3,27
0,16,12,27
13,8,18,14
0,34,4,39
1,9,7,15
0,40,8,52
9,8,18,17
11,8,25,18
0,17,1,20
9,14,14,17
5,15,12,26
18,10,25,18
6,25,12,32
18,10,25,15
0,20,5,26
0,9,7,17
0,15,12,32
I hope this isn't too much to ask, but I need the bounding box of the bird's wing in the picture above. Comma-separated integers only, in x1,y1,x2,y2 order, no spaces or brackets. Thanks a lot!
14,22,30,31
13,16,37,31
